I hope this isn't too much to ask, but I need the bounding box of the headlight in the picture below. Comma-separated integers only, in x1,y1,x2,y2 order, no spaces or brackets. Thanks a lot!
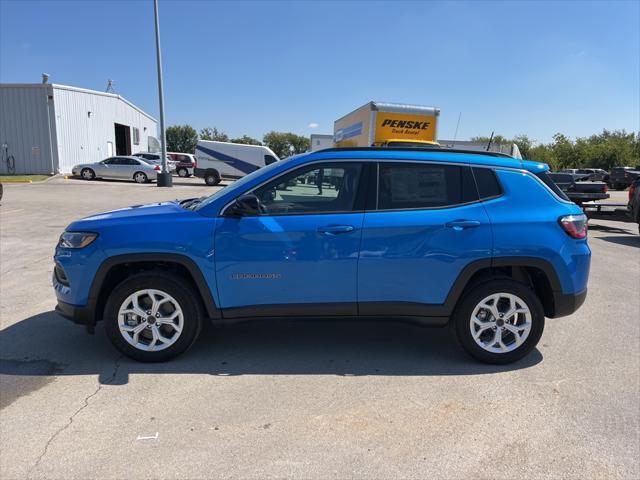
58,232,98,249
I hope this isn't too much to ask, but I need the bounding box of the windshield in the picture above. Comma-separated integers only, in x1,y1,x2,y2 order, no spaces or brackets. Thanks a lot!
193,156,296,211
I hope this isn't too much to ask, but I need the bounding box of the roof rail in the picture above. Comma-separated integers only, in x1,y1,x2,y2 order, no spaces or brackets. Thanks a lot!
315,146,513,158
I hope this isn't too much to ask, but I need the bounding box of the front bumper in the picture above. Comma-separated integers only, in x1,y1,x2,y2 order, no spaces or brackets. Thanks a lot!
551,288,587,318
55,299,94,325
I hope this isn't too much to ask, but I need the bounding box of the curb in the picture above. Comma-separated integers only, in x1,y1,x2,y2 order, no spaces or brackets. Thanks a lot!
0,179,33,183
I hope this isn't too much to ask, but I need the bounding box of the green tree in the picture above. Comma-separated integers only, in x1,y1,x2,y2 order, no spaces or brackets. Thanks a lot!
263,131,310,158
230,135,262,145
200,127,229,142
165,124,198,153
512,134,533,159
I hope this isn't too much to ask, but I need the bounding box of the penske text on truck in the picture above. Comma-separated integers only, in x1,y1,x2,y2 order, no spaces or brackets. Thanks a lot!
334,101,440,148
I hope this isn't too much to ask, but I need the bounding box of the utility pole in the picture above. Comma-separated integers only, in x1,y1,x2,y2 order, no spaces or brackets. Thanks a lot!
154,0,172,187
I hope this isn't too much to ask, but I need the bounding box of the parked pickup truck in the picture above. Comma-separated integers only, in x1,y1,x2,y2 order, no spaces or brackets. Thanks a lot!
608,166,640,190
548,173,609,206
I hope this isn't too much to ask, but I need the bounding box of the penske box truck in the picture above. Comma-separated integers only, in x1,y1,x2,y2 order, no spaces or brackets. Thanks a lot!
334,101,440,148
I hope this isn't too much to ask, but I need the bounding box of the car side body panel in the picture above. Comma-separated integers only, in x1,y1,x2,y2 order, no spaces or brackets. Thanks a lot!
486,169,590,295
357,201,492,306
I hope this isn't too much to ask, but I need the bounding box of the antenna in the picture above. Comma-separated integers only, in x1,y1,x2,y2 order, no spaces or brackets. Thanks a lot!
452,112,462,147
105,79,115,93
486,131,495,151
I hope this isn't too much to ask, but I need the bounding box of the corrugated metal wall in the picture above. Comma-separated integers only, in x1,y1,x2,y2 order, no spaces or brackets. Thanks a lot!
0,85,58,175
52,85,157,173
0,84,157,174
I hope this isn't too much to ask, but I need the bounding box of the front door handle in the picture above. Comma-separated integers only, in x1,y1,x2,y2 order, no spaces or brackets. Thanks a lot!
445,220,481,231
317,225,355,235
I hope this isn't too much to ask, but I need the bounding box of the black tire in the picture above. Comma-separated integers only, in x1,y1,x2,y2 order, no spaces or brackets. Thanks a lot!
81,168,95,180
451,278,545,364
104,272,203,362
204,170,221,186
177,167,189,178
133,172,148,184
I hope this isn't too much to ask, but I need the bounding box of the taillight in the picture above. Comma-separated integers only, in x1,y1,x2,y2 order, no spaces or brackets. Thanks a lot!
603,184,608,193
630,184,636,201
154,165,161,171
559,214,588,239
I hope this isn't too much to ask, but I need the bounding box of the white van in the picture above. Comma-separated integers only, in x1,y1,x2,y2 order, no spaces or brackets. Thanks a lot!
194,140,280,186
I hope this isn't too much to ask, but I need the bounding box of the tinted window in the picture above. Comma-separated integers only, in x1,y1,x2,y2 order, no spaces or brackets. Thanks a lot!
253,162,362,215
102,158,117,165
536,172,570,201
472,168,502,199
264,155,277,165
378,163,477,210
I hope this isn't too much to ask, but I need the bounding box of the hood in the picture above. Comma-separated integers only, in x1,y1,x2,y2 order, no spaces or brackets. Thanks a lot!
66,201,192,231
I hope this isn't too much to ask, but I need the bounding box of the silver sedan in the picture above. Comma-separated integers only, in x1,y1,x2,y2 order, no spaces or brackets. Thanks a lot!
72,156,160,183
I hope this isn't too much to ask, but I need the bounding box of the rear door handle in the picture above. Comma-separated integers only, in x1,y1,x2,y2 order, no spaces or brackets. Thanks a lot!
317,225,355,235
445,220,481,230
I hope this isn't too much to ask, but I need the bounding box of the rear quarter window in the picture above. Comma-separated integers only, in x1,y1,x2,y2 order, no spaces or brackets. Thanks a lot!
535,171,570,201
472,167,503,200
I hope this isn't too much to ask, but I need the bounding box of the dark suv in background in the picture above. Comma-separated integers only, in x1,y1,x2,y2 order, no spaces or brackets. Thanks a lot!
628,178,640,234
609,166,640,190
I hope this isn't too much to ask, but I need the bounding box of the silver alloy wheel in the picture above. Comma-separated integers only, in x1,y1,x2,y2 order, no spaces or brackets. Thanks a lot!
134,172,147,183
178,168,188,177
82,169,93,180
469,293,532,354
117,289,184,352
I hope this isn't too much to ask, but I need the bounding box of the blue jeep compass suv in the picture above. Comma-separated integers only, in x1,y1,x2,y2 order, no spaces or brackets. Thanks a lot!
53,148,590,364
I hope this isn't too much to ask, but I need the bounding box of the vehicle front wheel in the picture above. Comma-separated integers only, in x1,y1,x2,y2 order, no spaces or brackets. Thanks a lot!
177,167,189,177
81,168,95,180
134,172,148,184
104,272,203,362
452,279,545,364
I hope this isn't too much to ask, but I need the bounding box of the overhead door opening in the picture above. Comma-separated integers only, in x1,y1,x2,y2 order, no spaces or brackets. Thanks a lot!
114,123,131,155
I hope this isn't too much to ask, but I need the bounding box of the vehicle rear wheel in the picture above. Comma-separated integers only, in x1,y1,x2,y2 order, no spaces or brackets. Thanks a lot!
81,168,95,180
452,279,545,364
104,272,202,362
134,172,148,184
204,170,221,186
177,167,189,177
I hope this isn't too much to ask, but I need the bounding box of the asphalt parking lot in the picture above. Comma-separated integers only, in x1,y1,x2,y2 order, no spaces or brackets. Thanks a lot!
1,178,638,479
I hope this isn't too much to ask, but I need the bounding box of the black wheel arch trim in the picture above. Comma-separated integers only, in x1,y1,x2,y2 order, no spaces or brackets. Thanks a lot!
85,253,220,325
427,256,563,317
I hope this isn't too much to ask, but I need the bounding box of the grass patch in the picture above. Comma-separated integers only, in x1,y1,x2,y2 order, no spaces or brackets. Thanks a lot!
0,175,50,183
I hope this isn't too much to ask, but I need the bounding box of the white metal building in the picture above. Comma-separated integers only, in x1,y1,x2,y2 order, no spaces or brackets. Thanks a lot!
0,82,157,174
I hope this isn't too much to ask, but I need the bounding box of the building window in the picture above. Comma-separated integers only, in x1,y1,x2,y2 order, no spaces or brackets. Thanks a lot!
133,127,140,145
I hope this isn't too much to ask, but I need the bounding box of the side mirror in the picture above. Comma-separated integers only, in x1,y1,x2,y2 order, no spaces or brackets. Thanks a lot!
229,194,261,216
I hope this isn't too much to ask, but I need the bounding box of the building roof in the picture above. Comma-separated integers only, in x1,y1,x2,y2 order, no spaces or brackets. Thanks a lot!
0,82,156,122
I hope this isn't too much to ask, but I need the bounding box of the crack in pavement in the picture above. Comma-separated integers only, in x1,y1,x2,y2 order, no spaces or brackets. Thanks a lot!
26,355,123,478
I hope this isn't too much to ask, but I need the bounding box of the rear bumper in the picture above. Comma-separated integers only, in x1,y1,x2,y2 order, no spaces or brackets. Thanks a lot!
55,300,94,326
551,288,587,318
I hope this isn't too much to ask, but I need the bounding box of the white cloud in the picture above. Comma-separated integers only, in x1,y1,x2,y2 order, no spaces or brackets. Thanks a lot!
308,122,319,129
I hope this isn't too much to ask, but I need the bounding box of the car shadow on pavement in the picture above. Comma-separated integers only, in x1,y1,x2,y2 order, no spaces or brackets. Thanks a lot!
0,311,543,389
588,222,635,234
595,235,640,248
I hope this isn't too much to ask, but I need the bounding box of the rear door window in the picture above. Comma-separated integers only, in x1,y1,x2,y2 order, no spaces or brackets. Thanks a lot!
377,162,477,210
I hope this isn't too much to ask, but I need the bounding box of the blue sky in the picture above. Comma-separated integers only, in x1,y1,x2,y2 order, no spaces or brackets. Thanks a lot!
1,0,638,144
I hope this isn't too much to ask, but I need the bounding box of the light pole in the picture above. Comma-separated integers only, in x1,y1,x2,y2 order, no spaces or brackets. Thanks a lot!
153,0,172,187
